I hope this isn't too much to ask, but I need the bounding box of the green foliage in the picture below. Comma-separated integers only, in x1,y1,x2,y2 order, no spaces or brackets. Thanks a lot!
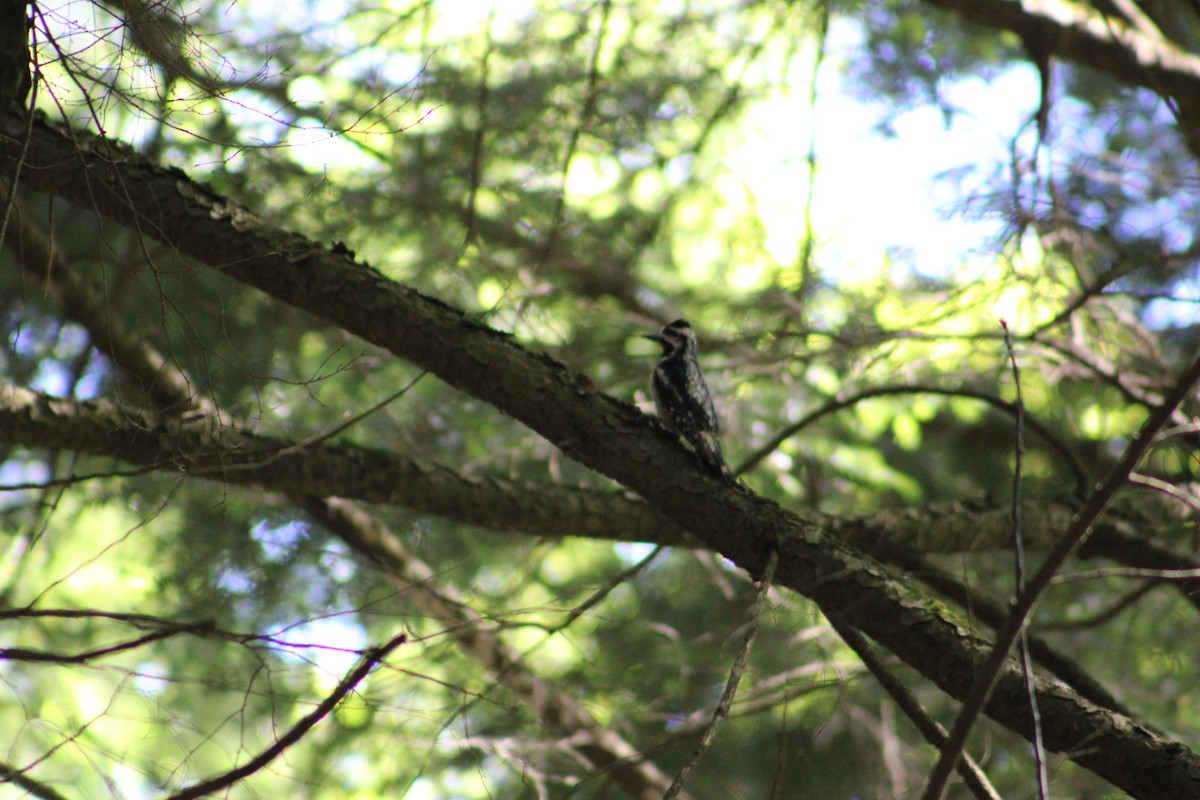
3,0,1200,797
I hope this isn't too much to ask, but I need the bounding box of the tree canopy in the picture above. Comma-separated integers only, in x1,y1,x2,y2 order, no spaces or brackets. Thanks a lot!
3,1,1200,798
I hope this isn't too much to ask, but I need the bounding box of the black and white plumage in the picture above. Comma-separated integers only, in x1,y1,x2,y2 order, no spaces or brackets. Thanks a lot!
644,319,733,481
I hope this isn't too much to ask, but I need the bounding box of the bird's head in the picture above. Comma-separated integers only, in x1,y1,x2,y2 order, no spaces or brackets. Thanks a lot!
644,319,696,356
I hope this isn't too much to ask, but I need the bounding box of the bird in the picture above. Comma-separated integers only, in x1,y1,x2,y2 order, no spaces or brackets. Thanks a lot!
643,319,734,482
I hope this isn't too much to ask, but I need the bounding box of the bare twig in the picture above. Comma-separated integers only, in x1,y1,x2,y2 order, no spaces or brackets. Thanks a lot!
1001,320,1048,799
0,623,212,664
0,759,71,800
664,548,778,800
829,617,1001,800
539,0,612,270
922,349,1200,800
737,383,1088,493
165,633,406,800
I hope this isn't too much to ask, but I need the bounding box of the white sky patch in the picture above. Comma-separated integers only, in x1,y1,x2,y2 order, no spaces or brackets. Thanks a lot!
712,21,1041,288
614,542,657,565
811,64,1041,280
195,5,1046,286
274,617,369,678
1146,294,1200,329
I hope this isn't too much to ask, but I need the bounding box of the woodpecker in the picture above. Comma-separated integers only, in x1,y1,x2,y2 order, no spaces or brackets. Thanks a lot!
644,319,733,482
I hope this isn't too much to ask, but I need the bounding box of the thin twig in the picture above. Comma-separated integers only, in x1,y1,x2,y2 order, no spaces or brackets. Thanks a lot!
0,759,71,800
829,617,1001,800
664,548,778,800
1052,568,1200,584
0,625,209,664
737,383,1088,493
165,633,406,800
1001,320,1048,799
539,0,612,270
922,349,1200,800
795,0,829,292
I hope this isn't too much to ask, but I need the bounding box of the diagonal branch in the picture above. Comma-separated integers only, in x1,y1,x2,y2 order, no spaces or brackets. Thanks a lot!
165,633,407,800
922,348,1200,799
0,191,689,799
2,116,1199,799
829,617,1001,800
313,497,687,800
0,760,70,800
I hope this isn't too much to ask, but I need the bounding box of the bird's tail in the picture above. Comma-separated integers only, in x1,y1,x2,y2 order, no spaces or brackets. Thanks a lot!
695,431,735,484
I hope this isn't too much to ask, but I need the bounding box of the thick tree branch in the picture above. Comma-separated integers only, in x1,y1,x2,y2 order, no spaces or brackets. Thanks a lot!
0,198,684,800
0,760,71,800
5,380,1191,563
1,116,1198,799
920,0,1200,157
2,382,1175,731
0,381,688,544
311,497,687,800
5,382,1188,738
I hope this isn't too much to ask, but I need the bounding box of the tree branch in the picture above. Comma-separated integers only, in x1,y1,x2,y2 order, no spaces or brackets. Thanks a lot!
2,116,1198,799
0,201,687,800
165,633,406,800
919,0,1200,158
0,381,688,544
311,496,687,800
922,348,1200,799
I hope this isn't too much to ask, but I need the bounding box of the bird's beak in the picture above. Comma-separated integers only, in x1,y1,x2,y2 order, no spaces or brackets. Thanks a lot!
642,333,663,343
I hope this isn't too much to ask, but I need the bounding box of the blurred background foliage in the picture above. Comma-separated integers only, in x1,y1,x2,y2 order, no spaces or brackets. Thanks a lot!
2,0,1199,797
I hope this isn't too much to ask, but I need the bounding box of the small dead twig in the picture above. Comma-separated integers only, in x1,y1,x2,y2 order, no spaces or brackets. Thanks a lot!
664,548,778,800
164,632,406,800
